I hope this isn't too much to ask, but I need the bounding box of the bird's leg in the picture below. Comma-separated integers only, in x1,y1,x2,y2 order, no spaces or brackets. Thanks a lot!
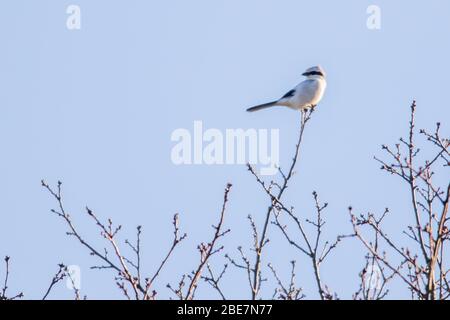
300,109,306,123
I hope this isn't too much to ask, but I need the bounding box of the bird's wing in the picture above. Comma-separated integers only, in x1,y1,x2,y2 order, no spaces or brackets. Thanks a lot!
276,88,297,107
292,79,320,106
280,89,296,99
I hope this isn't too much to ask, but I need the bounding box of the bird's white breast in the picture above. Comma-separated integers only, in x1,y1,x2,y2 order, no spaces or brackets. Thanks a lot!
289,78,326,110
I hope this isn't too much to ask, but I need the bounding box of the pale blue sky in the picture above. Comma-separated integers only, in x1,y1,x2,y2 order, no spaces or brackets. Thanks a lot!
0,1,448,299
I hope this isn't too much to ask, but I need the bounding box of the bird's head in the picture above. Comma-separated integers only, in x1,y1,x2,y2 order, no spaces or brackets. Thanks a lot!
302,65,326,79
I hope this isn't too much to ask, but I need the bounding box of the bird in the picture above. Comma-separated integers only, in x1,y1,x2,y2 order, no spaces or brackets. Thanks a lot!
246,66,327,112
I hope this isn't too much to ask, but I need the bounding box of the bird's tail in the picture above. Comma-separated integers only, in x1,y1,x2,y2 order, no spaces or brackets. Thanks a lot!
246,101,279,112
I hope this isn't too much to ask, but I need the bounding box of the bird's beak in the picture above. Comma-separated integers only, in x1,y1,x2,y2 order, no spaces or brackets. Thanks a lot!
302,72,308,76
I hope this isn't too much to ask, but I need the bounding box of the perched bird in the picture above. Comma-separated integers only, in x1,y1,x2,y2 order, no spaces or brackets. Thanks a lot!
247,66,327,112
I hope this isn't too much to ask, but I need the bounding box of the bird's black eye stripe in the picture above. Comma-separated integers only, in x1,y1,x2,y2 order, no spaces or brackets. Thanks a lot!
282,89,296,99
303,71,324,76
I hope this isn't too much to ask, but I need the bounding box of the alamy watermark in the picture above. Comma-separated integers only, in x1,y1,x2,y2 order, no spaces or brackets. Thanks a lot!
171,121,280,176
366,5,381,30
66,265,81,291
66,5,81,30
364,264,382,290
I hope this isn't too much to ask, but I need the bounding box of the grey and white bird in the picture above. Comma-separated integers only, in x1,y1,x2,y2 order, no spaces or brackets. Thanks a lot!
247,66,327,112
